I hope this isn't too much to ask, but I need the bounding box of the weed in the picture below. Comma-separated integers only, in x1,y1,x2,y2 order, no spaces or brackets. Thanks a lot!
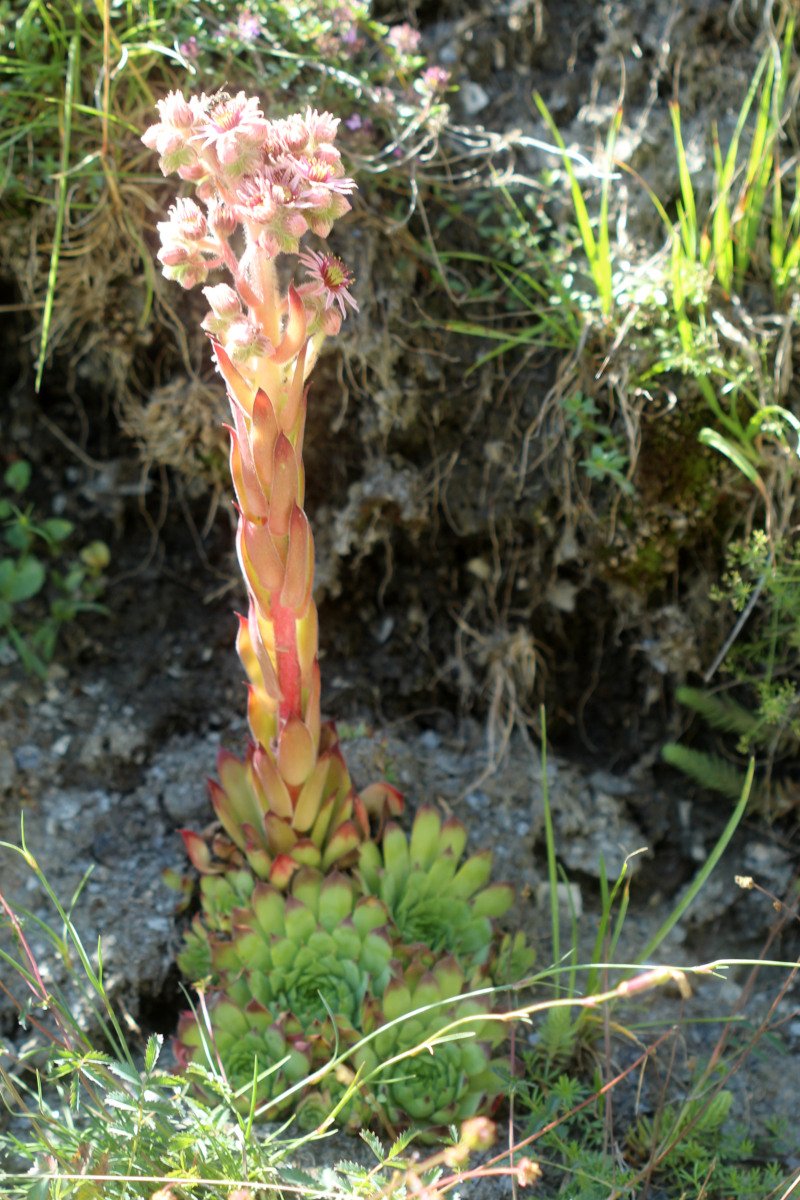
663,531,800,815
0,458,108,677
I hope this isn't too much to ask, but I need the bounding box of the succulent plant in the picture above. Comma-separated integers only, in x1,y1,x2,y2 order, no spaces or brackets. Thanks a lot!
175,995,309,1114
176,869,255,981
354,954,508,1128
220,870,393,1035
175,815,533,1128
176,869,395,1094
145,94,403,898
181,733,403,890
145,92,529,1136
358,807,529,977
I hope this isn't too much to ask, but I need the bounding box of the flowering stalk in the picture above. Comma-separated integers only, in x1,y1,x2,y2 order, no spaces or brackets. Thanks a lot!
143,91,401,888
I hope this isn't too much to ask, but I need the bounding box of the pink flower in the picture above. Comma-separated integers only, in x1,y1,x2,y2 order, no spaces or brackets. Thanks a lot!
178,36,199,61
225,318,274,361
195,90,269,177
156,197,216,288
341,26,364,49
419,65,451,94
161,196,208,243
236,9,262,41
290,154,356,196
154,90,196,130
230,170,281,226
302,108,341,147
386,22,421,54
298,249,358,318
267,113,310,154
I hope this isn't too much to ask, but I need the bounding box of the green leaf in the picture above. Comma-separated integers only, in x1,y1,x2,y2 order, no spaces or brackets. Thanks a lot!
4,460,32,493
80,540,110,571
41,517,74,543
144,1033,163,1073
0,556,46,602
4,523,33,553
5,625,49,678
661,743,749,800
30,621,58,662
698,428,765,495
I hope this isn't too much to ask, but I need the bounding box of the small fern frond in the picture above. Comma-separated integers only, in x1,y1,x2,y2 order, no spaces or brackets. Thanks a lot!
662,743,749,800
675,686,758,737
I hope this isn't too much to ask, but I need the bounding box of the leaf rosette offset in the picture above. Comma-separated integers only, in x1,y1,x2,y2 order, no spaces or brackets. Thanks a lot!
354,955,507,1128
175,997,309,1114
205,869,394,1044
358,807,528,976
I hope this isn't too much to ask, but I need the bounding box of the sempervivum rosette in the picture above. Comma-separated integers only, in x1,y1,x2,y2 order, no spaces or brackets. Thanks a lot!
176,870,394,1082
354,953,508,1129
175,998,309,1114
358,807,533,980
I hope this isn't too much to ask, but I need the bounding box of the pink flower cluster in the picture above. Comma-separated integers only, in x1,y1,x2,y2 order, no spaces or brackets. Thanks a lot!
386,22,422,55
142,91,357,332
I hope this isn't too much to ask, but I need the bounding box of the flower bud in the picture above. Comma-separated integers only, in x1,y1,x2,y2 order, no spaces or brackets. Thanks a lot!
208,201,238,238
178,161,207,182
286,211,309,238
158,245,189,267
460,1116,497,1152
254,230,281,259
159,89,195,128
321,307,342,336
204,283,242,319
226,319,273,361
516,1158,542,1187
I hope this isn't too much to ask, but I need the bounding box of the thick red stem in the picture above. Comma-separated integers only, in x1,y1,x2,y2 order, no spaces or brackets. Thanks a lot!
272,601,302,725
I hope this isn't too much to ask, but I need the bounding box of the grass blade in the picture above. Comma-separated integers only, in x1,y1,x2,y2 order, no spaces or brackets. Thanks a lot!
638,761,754,963
35,29,79,392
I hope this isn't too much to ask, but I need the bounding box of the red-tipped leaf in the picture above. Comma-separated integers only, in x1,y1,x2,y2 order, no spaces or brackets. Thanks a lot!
320,819,362,870
269,853,299,889
180,828,222,874
251,388,279,496
280,505,314,612
271,285,308,365
268,434,299,537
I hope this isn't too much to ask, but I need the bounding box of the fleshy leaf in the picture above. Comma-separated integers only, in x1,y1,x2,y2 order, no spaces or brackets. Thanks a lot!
409,807,442,869
450,851,493,899
472,883,514,919
278,717,315,787
320,820,361,871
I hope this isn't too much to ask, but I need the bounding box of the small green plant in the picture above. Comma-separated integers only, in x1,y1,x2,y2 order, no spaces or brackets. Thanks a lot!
0,458,109,677
663,531,800,815
175,811,533,1128
561,392,634,496
668,15,799,302
534,91,622,320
